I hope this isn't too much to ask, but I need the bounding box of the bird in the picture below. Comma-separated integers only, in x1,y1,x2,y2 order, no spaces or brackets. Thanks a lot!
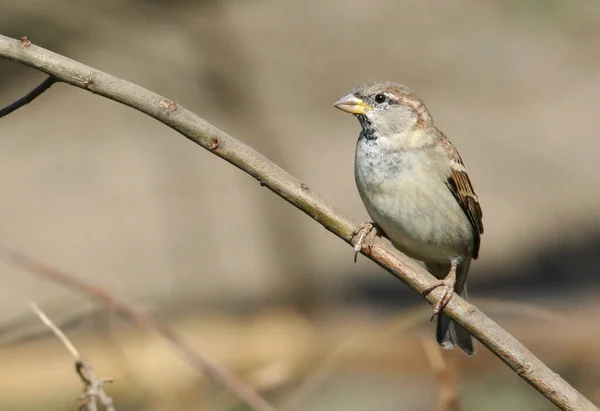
333,81,483,355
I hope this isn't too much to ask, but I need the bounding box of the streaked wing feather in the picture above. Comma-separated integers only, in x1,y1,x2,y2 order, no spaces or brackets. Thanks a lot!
441,135,484,259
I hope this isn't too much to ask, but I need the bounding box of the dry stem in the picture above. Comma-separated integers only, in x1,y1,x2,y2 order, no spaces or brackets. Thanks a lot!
30,303,115,411
422,338,462,411
2,248,275,411
0,75,56,118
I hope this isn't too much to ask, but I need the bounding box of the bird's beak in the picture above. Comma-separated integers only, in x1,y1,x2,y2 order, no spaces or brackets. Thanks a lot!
333,94,371,114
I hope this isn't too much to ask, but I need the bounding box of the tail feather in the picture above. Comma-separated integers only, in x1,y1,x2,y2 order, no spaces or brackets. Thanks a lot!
427,260,475,356
436,285,475,356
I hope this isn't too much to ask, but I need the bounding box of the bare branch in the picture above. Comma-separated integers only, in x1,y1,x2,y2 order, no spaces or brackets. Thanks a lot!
0,75,57,118
0,34,597,411
30,303,115,411
422,338,462,411
4,247,276,411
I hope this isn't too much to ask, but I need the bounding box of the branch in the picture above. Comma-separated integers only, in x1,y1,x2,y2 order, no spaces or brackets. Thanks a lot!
1,247,276,411
30,302,115,411
422,338,462,411
0,34,596,411
0,75,56,118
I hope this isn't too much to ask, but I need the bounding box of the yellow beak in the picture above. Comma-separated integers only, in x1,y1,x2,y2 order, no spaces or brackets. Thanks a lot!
333,94,371,114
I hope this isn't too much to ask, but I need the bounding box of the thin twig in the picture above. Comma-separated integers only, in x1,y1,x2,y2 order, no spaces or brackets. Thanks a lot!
0,34,597,411
2,247,276,411
30,302,80,358
30,303,115,411
422,338,462,411
0,75,56,118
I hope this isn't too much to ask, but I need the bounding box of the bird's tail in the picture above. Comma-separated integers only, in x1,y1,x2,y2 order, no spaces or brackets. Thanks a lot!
426,260,475,356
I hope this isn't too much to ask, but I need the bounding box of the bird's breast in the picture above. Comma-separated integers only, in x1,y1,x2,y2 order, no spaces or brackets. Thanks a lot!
354,140,473,262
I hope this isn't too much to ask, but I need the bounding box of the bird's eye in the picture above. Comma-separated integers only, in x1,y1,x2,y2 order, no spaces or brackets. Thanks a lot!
374,93,387,104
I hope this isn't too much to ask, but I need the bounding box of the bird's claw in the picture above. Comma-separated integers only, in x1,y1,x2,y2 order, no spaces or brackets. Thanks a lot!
351,222,378,262
423,280,455,321
423,257,459,320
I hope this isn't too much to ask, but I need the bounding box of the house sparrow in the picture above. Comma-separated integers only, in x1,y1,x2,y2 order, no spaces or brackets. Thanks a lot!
333,81,483,355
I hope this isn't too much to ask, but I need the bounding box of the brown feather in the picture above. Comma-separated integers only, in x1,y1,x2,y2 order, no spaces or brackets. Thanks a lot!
441,135,484,259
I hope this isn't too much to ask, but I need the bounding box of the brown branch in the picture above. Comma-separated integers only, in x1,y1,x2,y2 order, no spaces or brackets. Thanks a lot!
0,34,596,411
30,303,116,411
422,338,462,411
0,75,57,118
1,247,276,411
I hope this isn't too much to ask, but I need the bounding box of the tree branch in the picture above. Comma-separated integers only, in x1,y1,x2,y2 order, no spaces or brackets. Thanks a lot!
0,34,596,411
30,302,116,411
1,247,276,411
422,338,462,411
0,75,56,118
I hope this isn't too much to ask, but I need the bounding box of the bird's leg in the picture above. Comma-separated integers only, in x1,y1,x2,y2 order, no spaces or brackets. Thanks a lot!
351,222,380,262
423,257,461,320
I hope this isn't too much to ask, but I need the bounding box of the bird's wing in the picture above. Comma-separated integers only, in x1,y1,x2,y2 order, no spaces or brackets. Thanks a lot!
441,135,484,259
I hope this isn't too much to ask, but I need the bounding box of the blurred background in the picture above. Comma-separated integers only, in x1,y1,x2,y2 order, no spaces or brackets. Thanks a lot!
1,0,600,410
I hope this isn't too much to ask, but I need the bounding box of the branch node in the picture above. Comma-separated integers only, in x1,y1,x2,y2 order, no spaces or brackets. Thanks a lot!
159,99,178,112
74,72,95,89
20,36,31,47
515,362,535,377
210,137,219,150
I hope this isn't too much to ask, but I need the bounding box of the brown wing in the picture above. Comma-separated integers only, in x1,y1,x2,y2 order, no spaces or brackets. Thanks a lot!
441,136,484,259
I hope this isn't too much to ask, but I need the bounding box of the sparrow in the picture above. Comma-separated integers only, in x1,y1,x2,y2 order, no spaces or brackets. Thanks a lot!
333,81,483,355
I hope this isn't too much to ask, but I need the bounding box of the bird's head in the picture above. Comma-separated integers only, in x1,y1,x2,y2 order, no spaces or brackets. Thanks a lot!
333,81,434,145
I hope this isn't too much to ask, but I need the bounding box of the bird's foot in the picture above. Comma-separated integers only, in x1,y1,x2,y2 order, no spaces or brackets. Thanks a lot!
423,280,455,321
351,222,379,262
423,260,458,321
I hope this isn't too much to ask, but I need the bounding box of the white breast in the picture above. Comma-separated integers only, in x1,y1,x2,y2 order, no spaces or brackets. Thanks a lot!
354,136,473,262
